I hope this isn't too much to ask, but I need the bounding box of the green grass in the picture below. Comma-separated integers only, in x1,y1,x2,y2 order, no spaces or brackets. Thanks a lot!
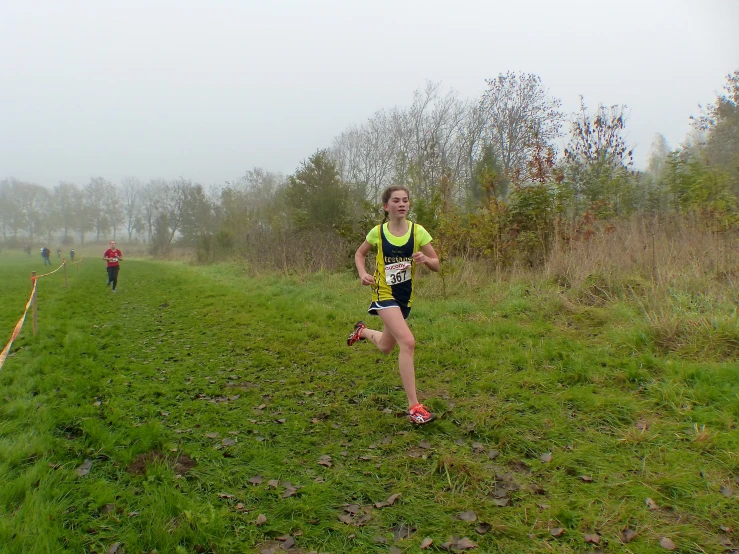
0,249,738,553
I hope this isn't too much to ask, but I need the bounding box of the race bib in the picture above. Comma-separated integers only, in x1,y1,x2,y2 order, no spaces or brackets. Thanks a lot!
385,261,411,286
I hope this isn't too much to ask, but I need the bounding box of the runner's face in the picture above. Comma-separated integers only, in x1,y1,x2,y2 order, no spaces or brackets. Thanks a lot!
384,192,409,218
110,242,116,249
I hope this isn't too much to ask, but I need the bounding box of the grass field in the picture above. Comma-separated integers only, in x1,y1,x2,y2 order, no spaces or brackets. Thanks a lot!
0,249,738,553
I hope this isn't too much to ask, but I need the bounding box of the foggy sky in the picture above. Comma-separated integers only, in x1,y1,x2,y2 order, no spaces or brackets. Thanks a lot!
2,0,738,189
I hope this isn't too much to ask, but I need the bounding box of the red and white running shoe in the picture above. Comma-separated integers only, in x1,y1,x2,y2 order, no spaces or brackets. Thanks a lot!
408,403,435,425
347,321,366,346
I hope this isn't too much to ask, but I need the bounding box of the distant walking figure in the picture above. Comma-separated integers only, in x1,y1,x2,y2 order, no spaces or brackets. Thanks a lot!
70,249,75,262
103,241,123,293
41,247,51,266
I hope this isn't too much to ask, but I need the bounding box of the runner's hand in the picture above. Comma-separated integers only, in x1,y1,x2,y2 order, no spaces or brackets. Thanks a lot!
413,252,428,265
360,273,374,286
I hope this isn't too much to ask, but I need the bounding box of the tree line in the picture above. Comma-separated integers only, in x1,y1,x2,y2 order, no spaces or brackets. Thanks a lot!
2,69,737,269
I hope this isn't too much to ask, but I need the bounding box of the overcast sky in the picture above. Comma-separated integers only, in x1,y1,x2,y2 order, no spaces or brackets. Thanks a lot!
2,0,738,189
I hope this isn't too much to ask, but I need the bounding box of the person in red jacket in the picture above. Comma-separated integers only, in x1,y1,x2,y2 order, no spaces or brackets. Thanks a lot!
103,240,123,293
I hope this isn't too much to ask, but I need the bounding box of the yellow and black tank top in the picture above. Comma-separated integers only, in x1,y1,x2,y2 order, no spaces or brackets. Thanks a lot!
371,223,419,307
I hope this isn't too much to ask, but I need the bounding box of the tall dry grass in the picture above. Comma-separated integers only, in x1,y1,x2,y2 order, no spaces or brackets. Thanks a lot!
417,215,739,359
545,215,738,291
544,216,738,359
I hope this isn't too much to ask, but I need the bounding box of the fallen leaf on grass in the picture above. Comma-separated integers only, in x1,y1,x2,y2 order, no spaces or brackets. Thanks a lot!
255,513,267,526
509,460,531,474
420,537,433,549
579,475,593,483
375,493,401,508
281,486,298,498
108,543,122,554
318,455,333,467
584,533,600,544
344,504,361,514
222,438,236,446
76,459,93,476
276,535,295,549
659,537,677,550
540,452,553,463
491,497,509,507
646,497,659,510
267,479,279,488
217,493,235,499
620,528,637,543
418,440,432,449
248,475,264,485
720,485,734,497
471,442,485,453
475,523,492,534
205,432,219,439
339,505,371,526
528,484,546,495
550,528,565,537
457,511,477,522
456,537,477,549
100,503,115,514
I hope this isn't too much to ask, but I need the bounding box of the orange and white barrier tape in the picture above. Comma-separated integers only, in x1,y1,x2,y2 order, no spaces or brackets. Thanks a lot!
35,261,66,279
0,279,37,371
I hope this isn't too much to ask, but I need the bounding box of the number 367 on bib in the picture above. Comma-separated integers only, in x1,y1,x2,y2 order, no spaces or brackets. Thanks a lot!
385,261,412,285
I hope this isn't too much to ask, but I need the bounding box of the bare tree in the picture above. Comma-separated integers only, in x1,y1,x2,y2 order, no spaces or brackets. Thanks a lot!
480,72,564,185
0,179,17,240
120,176,142,241
140,179,166,242
52,182,80,241
84,177,116,240
14,180,49,241
162,178,192,248
332,111,397,203
72,186,93,244
562,97,634,214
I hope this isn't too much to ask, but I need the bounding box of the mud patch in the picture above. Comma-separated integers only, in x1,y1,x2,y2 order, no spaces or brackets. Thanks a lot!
126,451,197,475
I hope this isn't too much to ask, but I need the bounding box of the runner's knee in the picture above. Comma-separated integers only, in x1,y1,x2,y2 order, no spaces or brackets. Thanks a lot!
397,333,415,352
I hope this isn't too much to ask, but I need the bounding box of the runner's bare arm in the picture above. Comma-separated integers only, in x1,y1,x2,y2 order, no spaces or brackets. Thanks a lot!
355,241,375,286
413,243,440,272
